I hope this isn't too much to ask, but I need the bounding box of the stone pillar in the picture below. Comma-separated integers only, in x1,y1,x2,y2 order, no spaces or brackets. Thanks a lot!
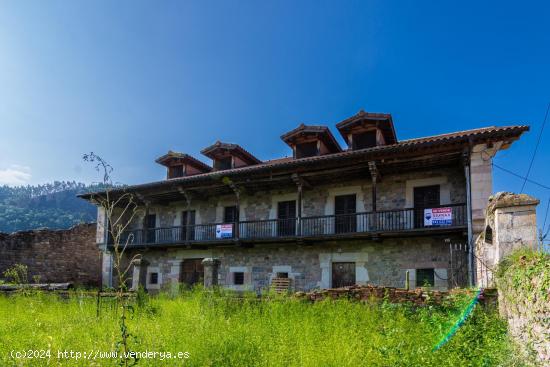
130,258,149,291
475,192,539,287
202,258,220,288
101,251,113,289
469,143,502,238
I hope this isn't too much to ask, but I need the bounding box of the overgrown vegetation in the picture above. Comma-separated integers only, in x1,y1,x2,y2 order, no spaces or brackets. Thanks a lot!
0,181,103,232
0,290,523,366
495,248,550,304
495,248,549,365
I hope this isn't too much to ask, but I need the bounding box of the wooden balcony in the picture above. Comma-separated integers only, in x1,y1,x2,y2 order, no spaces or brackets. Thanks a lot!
112,203,467,248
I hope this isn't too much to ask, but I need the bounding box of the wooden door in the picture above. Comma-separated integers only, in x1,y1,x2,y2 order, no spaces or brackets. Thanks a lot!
413,185,440,228
335,194,356,233
224,206,239,238
180,259,204,286
181,210,196,241
145,214,156,243
332,262,356,288
277,200,296,236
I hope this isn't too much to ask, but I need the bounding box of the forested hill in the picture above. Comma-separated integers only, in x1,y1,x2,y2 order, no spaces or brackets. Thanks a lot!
0,181,103,233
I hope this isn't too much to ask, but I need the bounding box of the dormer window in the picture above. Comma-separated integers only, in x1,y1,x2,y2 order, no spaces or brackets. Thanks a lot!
155,151,212,180
296,141,319,158
215,157,232,170
352,131,377,150
201,141,261,171
168,164,184,178
281,124,341,159
336,110,397,150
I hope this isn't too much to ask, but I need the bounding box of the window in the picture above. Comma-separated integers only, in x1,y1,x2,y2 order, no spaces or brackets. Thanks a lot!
215,157,232,170
224,206,239,223
416,268,434,287
295,141,318,158
276,272,288,278
485,225,493,244
149,272,159,285
233,272,244,285
352,131,377,149
168,164,184,178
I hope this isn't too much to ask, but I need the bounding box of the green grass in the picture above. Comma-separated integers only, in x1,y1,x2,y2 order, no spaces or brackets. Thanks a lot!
0,290,523,366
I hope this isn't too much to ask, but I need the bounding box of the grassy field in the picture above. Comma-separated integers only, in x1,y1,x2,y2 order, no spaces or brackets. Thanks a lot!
0,290,522,366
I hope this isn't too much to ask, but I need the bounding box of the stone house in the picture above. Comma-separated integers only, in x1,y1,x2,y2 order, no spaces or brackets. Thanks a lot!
80,111,528,293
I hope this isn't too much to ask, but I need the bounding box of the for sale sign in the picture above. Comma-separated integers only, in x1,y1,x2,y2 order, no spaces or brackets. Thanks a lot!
216,224,233,239
424,207,452,226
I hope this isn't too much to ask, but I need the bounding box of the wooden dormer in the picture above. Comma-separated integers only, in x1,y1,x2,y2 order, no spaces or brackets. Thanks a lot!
336,110,397,150
201,141,262,171
281,124,342,159
155,151,212,179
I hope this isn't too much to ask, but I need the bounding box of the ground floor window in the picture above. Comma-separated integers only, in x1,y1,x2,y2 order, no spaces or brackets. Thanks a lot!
149,272,159,285
233,272,244,285
416,268,434,287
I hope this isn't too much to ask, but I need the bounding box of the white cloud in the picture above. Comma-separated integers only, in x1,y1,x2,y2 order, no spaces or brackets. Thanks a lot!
0,165,32,186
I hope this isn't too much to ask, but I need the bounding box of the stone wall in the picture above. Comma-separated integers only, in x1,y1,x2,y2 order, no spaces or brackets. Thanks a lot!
0,223,101,286
124,233,466,293
496,251,549,365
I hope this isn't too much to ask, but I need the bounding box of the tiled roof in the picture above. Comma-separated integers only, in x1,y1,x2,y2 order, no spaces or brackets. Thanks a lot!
80,125,528,196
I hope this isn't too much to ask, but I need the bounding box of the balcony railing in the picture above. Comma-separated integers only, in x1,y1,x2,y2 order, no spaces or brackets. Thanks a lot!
113,203,466,246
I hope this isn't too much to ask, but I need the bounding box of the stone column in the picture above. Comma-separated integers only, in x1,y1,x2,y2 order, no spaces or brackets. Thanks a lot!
130,258,149,291
101,250,113,289
202,258,220,288
475,192,539,287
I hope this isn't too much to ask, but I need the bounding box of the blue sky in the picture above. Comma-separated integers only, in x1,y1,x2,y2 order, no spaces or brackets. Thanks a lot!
0,1,549,232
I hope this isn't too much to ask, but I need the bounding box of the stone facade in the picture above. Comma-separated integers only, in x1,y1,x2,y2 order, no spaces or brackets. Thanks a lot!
0,223,101,286
125,166,467,230
123,234,465,293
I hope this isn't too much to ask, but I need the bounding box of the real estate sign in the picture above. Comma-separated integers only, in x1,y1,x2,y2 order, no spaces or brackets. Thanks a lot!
216,224,233,238
424,207,452,226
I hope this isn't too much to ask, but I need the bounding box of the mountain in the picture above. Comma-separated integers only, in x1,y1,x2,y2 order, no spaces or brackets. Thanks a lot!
0,181,102,233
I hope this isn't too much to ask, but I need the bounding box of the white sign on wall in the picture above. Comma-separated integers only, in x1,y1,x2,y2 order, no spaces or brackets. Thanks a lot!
424,207,452,226
216,224,233,239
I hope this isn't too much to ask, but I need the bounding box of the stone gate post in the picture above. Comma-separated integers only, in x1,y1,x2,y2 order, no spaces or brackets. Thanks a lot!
475,192,539,287
202,258,220,288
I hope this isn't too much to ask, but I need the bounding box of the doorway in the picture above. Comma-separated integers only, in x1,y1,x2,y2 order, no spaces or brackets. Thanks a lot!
180,259,204,287
331,262,356,288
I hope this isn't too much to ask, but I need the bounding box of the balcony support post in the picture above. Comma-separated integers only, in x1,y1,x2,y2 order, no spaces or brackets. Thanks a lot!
463,150,474,287
179,189,192,244
142,203,150,245
368,162,380,231
223,179,241,240
292,174,308,237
